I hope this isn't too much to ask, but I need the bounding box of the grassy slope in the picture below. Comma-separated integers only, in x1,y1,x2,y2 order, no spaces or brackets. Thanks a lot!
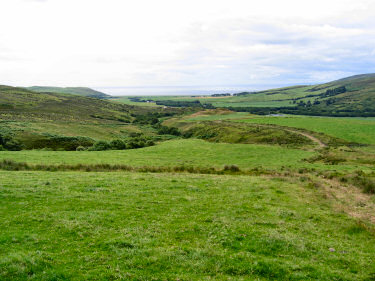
27,86,110,99
234,116,375,145
116,74,375,115
0,85,184,145
0,85,131,122
1,171,375,280
176,109,375,145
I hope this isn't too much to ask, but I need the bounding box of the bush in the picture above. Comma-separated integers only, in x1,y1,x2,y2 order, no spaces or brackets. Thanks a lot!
90,141,111,151
110,139,126,150
4,139,22,151
157,126,181,136
76,146,86,151
146,140,155,146
223,164,240,172
351,176,375,194
25,135,94,151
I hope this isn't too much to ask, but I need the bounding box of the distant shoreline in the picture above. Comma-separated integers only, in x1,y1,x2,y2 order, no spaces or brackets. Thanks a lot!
95,84,293,96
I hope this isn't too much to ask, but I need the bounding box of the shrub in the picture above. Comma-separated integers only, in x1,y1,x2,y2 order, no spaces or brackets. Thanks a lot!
76,146,86,151
4,139,22,151
157,126,181,136
223,164,240,172
90,141,111,151
25,135,94,151
126,139,140,149
351,176,375,194
110,139,126,150
146,140,155,147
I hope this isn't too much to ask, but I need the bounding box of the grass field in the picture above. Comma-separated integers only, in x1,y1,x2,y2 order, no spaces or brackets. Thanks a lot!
234,116,375,145
1,171,375,280
0,139,315,170
2,138,375,175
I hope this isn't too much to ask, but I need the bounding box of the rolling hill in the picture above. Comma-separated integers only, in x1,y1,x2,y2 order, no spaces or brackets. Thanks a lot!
0,85,183,150
223,73,375,116
127,73,375,116
1,85,129,122
27,86,110,98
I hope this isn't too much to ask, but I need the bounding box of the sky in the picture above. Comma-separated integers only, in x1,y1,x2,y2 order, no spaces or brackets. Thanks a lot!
1,0,375,93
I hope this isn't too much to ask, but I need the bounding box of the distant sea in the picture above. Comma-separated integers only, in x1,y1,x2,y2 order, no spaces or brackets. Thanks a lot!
95,85,289,96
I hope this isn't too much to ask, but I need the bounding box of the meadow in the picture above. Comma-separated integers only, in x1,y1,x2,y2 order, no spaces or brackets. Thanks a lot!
1,171,375,280
233,116,375,145
2,138,375,175
0,139,315,169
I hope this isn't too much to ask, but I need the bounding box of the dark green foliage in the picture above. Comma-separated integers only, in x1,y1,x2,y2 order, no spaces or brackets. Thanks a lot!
323,86,346,97
109,139,126,150
26,135,94,151
223,164,240,172
156,100,202,107
0,132,23,151
156,125,181,136
232,91,256,96
211,93,231,97
90,140,111,151
126,138,145,149
351,175,375,194
132,112,175,125
2,139,22,151
86,137,155,151
228,105,375,117
155,100,215,109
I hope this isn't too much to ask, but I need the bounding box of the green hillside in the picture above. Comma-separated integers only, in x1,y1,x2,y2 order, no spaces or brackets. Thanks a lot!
0,85,184,150
27,86,110,99
1,85,130,122
120,73,375,116
219,73,375,116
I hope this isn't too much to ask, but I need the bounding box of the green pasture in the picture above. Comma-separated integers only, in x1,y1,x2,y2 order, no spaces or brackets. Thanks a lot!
1,139,374,173
0,139,314,170
1,171,374,280
234,116,375,145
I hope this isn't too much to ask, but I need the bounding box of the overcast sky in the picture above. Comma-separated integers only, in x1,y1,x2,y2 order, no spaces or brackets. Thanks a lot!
1,0,375,90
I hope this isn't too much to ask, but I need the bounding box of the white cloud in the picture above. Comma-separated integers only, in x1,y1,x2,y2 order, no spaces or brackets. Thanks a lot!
0,0,375,88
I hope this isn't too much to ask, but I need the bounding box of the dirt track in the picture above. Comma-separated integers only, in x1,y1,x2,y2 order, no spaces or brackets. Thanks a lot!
286,129,326,148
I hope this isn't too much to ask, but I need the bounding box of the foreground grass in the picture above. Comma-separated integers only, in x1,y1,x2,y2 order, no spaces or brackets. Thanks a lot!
1,171,375,280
